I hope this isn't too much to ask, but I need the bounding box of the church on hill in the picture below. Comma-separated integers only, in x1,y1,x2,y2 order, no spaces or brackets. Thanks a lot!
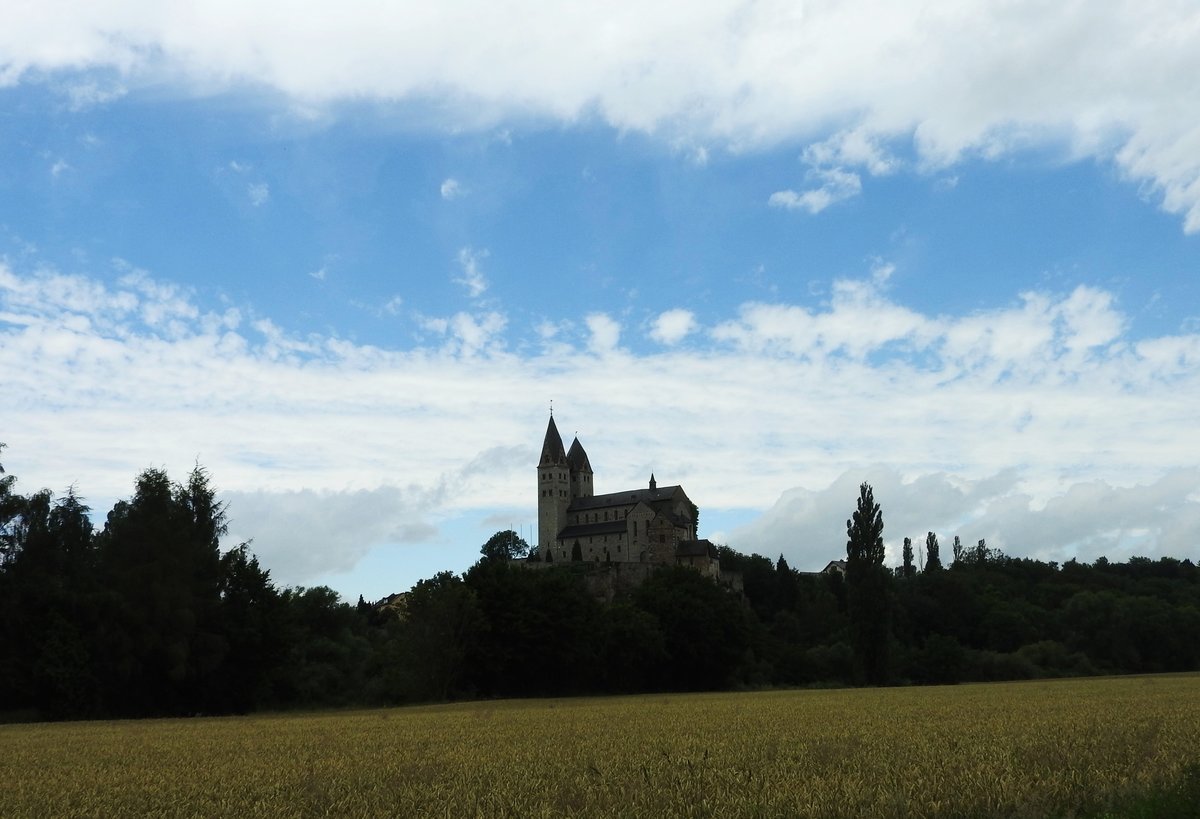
535,414,719,576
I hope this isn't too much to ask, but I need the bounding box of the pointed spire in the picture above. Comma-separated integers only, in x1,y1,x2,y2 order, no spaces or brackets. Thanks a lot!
567,436,592,474
539,414,567,467
649,473,657,490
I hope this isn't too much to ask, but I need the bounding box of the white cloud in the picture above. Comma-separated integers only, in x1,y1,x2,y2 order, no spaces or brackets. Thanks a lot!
769,168,862,214
585,312,620,353
649,308,697,345
440,178,464,199
419,309,506,356
732,467,1200,572
4,260,1200,587
6,4,1197,227
454,247,488,298
309,267,326,281
222,486,438,580
49,158,71,178
247,182,270,206
869,258,895,286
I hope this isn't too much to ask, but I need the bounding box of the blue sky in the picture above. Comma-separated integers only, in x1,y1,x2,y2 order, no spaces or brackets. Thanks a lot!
2,2,1199,600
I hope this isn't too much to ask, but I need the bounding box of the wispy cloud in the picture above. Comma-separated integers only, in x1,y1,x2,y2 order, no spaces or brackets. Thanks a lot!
454,247,488,298
440,178,464,200
247,182,270,206
769,168,862,214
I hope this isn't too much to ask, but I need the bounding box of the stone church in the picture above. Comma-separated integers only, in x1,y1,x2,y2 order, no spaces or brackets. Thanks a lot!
535,414,719,576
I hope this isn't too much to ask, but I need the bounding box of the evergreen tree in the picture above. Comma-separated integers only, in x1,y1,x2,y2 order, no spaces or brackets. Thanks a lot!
845,483,891,685
902,537,915,578
95,466,228,716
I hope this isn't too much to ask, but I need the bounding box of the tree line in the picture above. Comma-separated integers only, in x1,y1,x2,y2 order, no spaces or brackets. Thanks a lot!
2,453,1198,721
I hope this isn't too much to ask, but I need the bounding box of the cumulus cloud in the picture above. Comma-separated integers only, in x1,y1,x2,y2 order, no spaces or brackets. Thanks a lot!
4,259,1200,587
649,308,697,345
731,467,1200,572
454,247,488,298
585,312,621,353
5,3,1196,227
222,486,438,581
440,178,463,199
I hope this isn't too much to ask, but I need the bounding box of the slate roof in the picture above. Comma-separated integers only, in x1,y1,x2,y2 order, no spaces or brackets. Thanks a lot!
556,520,627,540
539,416,568,467
568,484,688,512
676,539,719,559
566,436,593,473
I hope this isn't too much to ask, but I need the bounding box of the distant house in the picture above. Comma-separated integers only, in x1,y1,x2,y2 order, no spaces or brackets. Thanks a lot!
797,559,847,579
821,560,847,576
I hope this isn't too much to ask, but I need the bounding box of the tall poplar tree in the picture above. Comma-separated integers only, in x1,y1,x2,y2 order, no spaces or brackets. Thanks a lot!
925,531,942,572
845,483,891,685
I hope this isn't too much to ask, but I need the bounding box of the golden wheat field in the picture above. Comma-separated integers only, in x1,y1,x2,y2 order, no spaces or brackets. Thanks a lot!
2,674,1199,818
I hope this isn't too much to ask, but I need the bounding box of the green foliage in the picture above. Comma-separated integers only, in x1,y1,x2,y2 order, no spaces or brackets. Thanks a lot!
479,529,531,562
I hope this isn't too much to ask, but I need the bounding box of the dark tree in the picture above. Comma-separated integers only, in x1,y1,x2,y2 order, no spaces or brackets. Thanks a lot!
925,531,942,572
846,483,885,567
95,466,228,716
901,537,915,579
951,535,964,565
391,571,482,701
479,529,532,562
0,444,20,567
845,483,891,685
571,540,582,561
633,567,749,691
214,542,287,712
776,554,799,612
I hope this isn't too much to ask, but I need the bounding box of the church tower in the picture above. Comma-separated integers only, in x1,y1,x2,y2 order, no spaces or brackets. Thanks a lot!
567,436,593,499
537,414,570,558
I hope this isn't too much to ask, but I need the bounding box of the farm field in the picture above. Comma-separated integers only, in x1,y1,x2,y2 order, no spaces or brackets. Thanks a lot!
2,674,1199,818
